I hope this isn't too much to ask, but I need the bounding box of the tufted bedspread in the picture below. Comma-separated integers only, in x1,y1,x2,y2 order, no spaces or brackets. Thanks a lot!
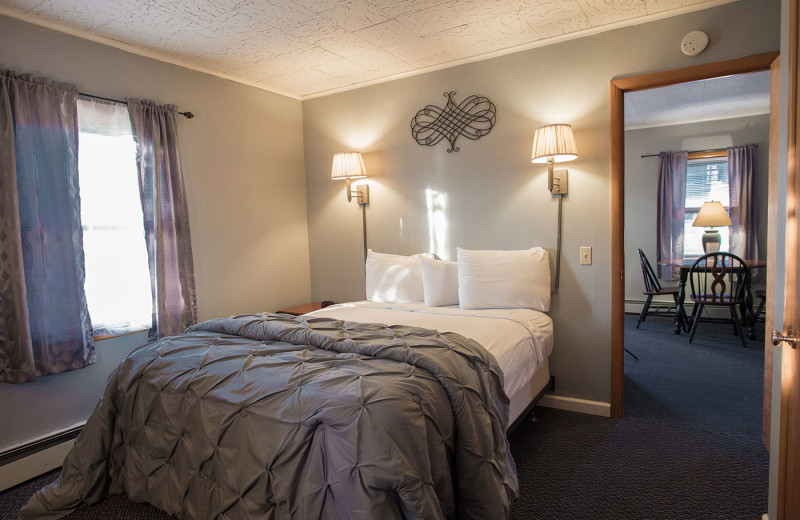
19,313,518,520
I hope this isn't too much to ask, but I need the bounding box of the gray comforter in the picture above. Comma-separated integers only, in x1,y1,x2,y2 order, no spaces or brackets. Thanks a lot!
19,313,518,519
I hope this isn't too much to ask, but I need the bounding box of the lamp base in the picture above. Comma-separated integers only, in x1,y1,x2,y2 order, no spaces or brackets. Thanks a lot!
702,229,721,253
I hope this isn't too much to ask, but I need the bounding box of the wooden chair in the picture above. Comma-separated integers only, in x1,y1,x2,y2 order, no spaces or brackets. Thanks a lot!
754,289,766,322
636,249,680,329
687,252,750,348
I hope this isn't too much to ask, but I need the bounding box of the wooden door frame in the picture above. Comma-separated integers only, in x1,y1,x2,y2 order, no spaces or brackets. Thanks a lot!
609,51,780,418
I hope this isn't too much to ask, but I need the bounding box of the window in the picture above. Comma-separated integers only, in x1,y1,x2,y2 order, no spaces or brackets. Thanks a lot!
77,98,152,337
683,157,730,258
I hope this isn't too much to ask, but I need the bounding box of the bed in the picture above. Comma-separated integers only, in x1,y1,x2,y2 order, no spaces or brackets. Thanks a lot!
306,301,554,429
19,248,555,520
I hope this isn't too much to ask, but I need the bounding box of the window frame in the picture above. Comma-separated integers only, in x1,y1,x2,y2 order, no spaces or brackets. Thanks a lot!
682,150,730,260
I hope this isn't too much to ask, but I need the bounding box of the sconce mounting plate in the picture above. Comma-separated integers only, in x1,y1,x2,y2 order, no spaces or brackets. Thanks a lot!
551,169,568,195
354,184,369,205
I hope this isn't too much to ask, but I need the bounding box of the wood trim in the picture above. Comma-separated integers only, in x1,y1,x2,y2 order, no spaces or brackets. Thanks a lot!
611,52,780,92
764,56,780,451
93,328,147,341
609,52,778,420
610,82,625,419
779,3,799,517
687,150,727,160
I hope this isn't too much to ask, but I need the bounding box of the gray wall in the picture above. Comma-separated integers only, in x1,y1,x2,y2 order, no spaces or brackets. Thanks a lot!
302,0,780,404
625,114,771,302
0,14,310,451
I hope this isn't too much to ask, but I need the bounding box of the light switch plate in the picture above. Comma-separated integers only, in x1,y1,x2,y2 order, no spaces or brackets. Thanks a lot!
580,246,592,265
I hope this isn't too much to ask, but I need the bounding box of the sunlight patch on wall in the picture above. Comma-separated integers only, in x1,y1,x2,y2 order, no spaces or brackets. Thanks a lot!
426,189,449,259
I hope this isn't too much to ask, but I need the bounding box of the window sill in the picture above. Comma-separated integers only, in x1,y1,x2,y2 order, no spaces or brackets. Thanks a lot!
93,329,148,341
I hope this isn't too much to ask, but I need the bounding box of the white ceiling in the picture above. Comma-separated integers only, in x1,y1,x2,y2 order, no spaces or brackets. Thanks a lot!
0,0,739,99
624,70,771,129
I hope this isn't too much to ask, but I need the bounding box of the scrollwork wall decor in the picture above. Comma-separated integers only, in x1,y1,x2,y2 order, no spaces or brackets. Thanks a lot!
410,91,496,152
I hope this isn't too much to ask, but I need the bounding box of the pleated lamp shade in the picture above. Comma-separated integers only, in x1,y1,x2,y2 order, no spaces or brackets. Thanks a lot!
531,124,578,164
331,152,367,180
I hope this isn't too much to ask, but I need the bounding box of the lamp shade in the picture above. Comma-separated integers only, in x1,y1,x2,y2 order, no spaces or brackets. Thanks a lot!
331,152,367,180
531,124,578,164
692,201,733,227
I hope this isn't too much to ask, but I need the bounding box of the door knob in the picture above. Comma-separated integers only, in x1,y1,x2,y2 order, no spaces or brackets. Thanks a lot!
772,330,798,348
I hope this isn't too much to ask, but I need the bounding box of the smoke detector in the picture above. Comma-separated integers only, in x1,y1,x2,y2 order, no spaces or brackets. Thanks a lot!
681,31,709,56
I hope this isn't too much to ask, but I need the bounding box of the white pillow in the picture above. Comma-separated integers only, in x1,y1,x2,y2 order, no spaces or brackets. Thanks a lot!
457,247,551,311
419,257,459,307
365,250,432,303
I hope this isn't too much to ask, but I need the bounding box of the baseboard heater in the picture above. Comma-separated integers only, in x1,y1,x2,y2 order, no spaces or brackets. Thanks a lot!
0,425,83,467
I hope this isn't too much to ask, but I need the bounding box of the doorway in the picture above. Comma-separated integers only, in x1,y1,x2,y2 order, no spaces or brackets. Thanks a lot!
609,51,779,420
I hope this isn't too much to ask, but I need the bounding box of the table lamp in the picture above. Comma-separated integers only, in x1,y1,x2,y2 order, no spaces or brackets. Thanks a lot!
692,200,732,253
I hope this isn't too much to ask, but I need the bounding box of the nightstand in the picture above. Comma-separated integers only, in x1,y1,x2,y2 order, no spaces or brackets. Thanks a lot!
277,302,330,316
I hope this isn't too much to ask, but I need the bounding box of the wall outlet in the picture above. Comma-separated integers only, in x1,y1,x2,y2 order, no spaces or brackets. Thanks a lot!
580,246,592,265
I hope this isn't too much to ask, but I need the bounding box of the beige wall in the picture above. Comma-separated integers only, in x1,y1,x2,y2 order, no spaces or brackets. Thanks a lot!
625,113,771,302
301,0,780,403
0,14,311,322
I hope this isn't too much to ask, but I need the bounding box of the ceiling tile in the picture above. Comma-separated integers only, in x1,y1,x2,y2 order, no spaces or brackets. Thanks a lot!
230,0,316,28
268,45,340,73
313,57,365,77
469,11,541,48
319,0,390,32
739,70,771,93
315,32,379,57
384,36,456,68
395,2,479,38
368,0,445,18
519,0,590,39
346,48,412,72
623,94,645,128
30,0,145,31
283,16,346,45
0,0,44,11
237,28,308,59
92,4,189,44
577,0,647,27
289,0,343,13
422,24,499,59
355,19,418,47
625,72,770,129
645,0,707,15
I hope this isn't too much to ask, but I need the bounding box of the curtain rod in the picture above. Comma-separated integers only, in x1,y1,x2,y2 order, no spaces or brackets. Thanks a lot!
640,145,758,158
79,92,195,119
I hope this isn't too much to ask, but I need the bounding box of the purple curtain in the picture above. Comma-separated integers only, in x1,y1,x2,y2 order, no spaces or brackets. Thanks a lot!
728,145,759,260
127,99,197,339
0,70,95,383
656,151,688,279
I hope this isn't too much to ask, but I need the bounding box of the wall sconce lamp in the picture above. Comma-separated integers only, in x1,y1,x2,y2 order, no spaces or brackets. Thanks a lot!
331,152,369,205
331,152,370,261
531,124,579,290
531,123,578,195
692,200,732,253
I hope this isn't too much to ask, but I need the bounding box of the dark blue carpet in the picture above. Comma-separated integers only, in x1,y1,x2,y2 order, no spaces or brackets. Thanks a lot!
508,313,768,519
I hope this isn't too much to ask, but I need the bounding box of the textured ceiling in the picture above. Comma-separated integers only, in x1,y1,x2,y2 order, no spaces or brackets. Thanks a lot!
0,0,739,99
625,70,770,129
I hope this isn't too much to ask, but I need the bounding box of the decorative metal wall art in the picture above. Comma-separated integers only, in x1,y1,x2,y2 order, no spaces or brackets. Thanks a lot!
410,91,496,152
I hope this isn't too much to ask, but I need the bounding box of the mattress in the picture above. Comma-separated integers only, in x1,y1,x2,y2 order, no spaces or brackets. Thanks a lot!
308,301,554,401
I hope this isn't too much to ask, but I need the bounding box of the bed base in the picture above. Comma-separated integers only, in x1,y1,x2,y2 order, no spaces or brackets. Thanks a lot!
506,375,555,435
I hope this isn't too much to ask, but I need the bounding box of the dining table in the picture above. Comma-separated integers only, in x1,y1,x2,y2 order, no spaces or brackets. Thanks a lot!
659,257,767,338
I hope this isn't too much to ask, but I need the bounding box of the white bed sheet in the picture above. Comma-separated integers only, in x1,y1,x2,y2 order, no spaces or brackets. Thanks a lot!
306,301,553,399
